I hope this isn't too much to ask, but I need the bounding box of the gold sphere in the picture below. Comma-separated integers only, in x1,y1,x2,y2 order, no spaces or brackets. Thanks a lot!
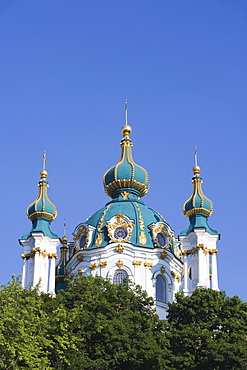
192,165,201,176
61,236,68,244
40,170,48,179
121,124,132,136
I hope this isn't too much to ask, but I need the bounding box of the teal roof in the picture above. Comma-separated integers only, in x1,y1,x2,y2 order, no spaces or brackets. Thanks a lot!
81,194,176,252
103,125,149,199
181,165,218,236
22,169,58,240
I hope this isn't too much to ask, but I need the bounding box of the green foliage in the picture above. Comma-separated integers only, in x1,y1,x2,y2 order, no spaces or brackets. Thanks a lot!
167,288,247,370
0,276,169,370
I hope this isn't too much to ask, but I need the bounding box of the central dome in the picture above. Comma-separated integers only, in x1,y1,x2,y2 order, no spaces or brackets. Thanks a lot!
103,124,150,199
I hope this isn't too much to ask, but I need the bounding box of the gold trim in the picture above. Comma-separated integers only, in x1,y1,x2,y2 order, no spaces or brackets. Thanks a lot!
183,177,213,218
106,213,134,243
171,271,181,282
135,203,147,245
133,260,142,267
94,204,111,247
160,266,165,274
73,225,90,251
144,262,153,269
89,263,97,271
104,179,149,198
121,191,129,199
160,251,168,259
76,253,84,262
99,261,108,268
115,244,125,253
116,260,123,268
78,268,83,276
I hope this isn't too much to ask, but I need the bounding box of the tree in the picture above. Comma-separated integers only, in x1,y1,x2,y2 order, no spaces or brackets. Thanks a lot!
0,276,170,370
56,275,170,369
167,288,247,370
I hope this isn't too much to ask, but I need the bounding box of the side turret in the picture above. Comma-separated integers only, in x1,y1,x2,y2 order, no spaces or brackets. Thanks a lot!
179,156,220,294
19,154,60,294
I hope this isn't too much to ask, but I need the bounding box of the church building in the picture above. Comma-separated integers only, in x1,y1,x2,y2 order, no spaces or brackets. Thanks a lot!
19,107,220,319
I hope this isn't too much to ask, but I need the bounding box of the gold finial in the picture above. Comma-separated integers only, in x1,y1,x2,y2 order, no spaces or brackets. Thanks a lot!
125,99,128,126
192,146,200,176
43,151,47,171
121,99,132,138
194,146,198,166
40,151,48,180
64,219,67,237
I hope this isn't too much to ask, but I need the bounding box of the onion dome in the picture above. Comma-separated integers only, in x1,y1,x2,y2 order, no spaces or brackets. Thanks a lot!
180,165,218,236
103,124,149,199
183,165,213,218
27,170,57,221
21,161,58,240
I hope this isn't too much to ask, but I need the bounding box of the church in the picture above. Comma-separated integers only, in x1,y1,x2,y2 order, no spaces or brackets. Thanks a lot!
19,106,220,319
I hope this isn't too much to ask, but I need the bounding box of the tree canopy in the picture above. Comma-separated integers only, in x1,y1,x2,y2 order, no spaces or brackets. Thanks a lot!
0,276,168,369
167,288,247,370
0,277,247,370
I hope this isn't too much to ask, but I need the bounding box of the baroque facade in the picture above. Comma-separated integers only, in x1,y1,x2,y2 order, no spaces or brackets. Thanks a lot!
19,109,220,319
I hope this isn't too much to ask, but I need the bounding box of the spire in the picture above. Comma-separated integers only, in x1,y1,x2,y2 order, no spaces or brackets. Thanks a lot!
180,151,218,235
55,224,69,292
22,153,58,239
103,103,149,199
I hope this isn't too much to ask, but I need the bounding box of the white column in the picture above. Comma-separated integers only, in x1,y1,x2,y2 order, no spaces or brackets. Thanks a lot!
22,258,28,289
33,252,41,287
211,250,219,290
197,248,204,287
28,258,34,286
183,252,189,294
48,256,56,295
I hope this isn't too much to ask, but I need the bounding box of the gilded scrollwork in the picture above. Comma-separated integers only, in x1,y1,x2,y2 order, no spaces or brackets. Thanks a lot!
144,262,153,269
133,260,142,267
73,225,90,251
99,261,108,268
106,213,134,243
134,203,147,245
116,260,124,268
89,263,97,271
94,204,111,247
115,244,125,253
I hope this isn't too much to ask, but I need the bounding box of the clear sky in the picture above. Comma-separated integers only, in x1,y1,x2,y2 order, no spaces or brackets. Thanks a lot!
1,0,247,300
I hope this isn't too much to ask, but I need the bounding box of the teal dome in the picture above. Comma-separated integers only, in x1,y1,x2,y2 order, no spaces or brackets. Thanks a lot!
183,165,213,218
73,196,180,258
180,165,218,236
27,170,57,222
103,125,149,199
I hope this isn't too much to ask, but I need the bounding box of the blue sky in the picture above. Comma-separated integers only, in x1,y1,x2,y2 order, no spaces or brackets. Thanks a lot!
1,0,247,300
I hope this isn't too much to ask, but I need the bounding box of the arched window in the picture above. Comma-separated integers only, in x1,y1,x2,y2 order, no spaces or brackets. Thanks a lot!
156,275,167,303
113,269,128,285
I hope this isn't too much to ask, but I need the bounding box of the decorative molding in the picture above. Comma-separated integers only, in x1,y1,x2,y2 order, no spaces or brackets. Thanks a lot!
21,248,57,259
116,260,123,268
160,266,165,274
89,263,97,271
134,203,147,245
144,262,153,269
73,224,90,251
95,204,111,247
121,191,129,199
99,261,108,268
133,260,142,267
115,244,125,253
76,253,84,262
78,268,83,276
171,271,181,282
160,251,168,259
106,213,134,243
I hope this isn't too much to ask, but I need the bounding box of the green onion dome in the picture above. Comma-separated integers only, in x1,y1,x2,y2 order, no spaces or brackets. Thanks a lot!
183,165,213,218
27,170,57,221
103,125,150,199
